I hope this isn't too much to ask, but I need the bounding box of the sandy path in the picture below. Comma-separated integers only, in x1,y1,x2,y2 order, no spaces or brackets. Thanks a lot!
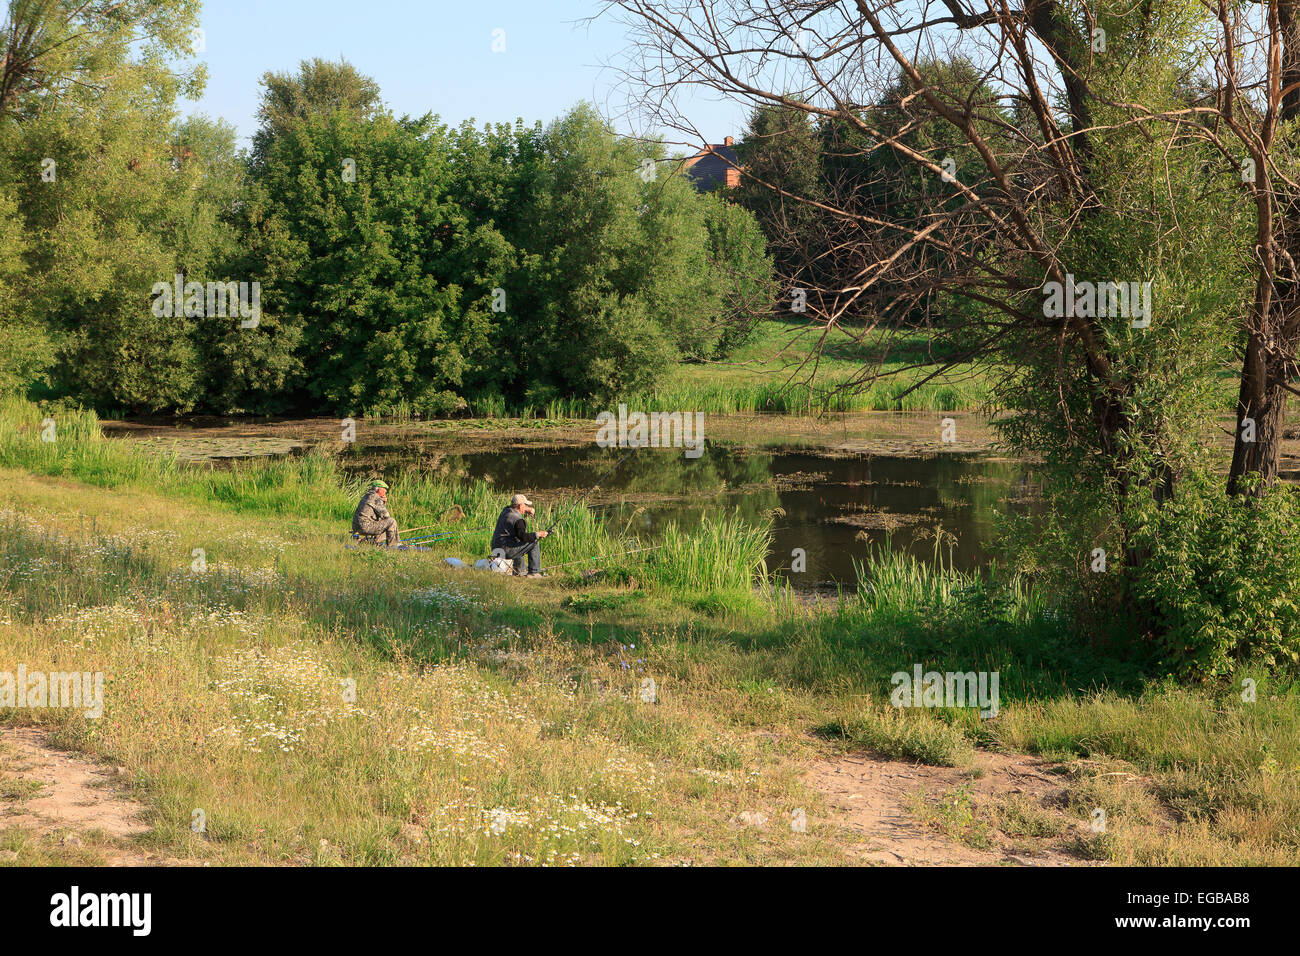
806,749,1098,866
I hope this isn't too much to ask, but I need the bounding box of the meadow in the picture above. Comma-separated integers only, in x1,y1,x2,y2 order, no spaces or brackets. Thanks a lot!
0,397,1297,866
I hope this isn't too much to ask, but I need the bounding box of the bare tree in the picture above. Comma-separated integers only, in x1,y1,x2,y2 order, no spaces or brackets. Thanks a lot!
599,0,1300,512
600,1,1195,496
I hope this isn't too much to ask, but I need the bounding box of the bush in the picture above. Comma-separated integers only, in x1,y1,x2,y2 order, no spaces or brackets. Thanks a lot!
1130,473,1300,677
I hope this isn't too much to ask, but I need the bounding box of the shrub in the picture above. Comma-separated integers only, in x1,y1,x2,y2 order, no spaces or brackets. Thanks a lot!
1129,472,1300,676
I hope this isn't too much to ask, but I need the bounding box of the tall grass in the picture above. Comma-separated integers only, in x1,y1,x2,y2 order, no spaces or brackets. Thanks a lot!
641,376,987,415
4,393,1300,866
854,547,972,614
645,513,772,598
364,375,988,422
361,366,987,421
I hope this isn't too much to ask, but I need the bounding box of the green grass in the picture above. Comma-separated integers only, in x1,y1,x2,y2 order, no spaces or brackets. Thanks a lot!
906,785,996,848
0,395,770,602
817,708,978,767
647,514,772,597
655,320,991,413
1,394,1298,866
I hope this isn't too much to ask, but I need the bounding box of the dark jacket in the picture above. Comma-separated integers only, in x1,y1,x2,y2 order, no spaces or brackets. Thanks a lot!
491,506,536,550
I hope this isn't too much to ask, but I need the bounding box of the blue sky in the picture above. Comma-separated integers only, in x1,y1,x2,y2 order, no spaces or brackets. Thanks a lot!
183,0,748,149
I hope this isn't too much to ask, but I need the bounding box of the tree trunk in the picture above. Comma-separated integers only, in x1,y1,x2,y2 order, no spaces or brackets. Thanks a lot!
1226,3,1300,496
1228,334,1292,495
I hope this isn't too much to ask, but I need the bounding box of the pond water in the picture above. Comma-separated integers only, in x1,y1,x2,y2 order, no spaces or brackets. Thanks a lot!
352,442,1037,591
107,414,1037,591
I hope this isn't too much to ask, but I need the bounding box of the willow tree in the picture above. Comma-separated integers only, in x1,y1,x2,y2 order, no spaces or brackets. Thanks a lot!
0,0,209,409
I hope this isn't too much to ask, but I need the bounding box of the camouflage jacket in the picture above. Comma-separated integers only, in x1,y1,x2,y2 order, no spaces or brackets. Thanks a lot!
352,491,392,533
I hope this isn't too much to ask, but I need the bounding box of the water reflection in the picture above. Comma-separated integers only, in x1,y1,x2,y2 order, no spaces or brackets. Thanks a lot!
353,442,1034,590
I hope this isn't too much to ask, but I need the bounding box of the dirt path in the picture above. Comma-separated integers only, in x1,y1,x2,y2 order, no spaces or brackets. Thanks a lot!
807,749,1098,866
0,727,185,866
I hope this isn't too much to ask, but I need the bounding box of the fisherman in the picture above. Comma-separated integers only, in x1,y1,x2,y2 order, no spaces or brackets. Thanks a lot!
491,493,549,577
352,480,401,546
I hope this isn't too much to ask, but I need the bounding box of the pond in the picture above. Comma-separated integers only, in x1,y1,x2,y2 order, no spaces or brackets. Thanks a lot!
106,413,1038,591
342,439,1037,591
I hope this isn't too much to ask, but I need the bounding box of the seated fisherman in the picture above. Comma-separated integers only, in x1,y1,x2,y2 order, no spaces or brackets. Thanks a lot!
491,493,549,577
352,480,400,546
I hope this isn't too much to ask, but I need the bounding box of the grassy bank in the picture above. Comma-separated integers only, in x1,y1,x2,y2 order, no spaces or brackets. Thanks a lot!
655,322,991,414
0,397,771,607
1,397,1297,866
366,321,994,420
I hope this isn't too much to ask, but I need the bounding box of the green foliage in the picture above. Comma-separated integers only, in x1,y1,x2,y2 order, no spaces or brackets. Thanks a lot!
997,463,1300,679
983,4,1269,677
493,103,774,403
2,35,774,415
504,104,676,402
698,192,776,356
0,0,207,410
734,104,825,283
849,58,1012,324
0,185,50,393
249,57,384,169
1129,473,1300,676
236,105,499,413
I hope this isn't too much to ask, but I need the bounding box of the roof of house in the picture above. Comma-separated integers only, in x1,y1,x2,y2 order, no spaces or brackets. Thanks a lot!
683,138,741,192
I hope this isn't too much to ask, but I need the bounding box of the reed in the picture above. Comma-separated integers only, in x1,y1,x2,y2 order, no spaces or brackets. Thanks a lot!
644,512,772,597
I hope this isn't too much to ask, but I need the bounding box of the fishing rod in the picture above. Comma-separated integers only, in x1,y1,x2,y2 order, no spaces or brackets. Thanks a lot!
404,527,466,540
404,509,617,545
399,522,443,536
403,528,485,544
401,505,617,547
544,447,639,535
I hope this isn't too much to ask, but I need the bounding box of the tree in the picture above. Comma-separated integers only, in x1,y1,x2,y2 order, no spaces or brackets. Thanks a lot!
238,90,505,414
505,103,678,403
603,0,1297,668
734,103,826,289
249,57,383,169
1,0,210,411
698,190,776,356
1199,2,1300,495
0,0,203,122
0,0,206,409
0,184,48,393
